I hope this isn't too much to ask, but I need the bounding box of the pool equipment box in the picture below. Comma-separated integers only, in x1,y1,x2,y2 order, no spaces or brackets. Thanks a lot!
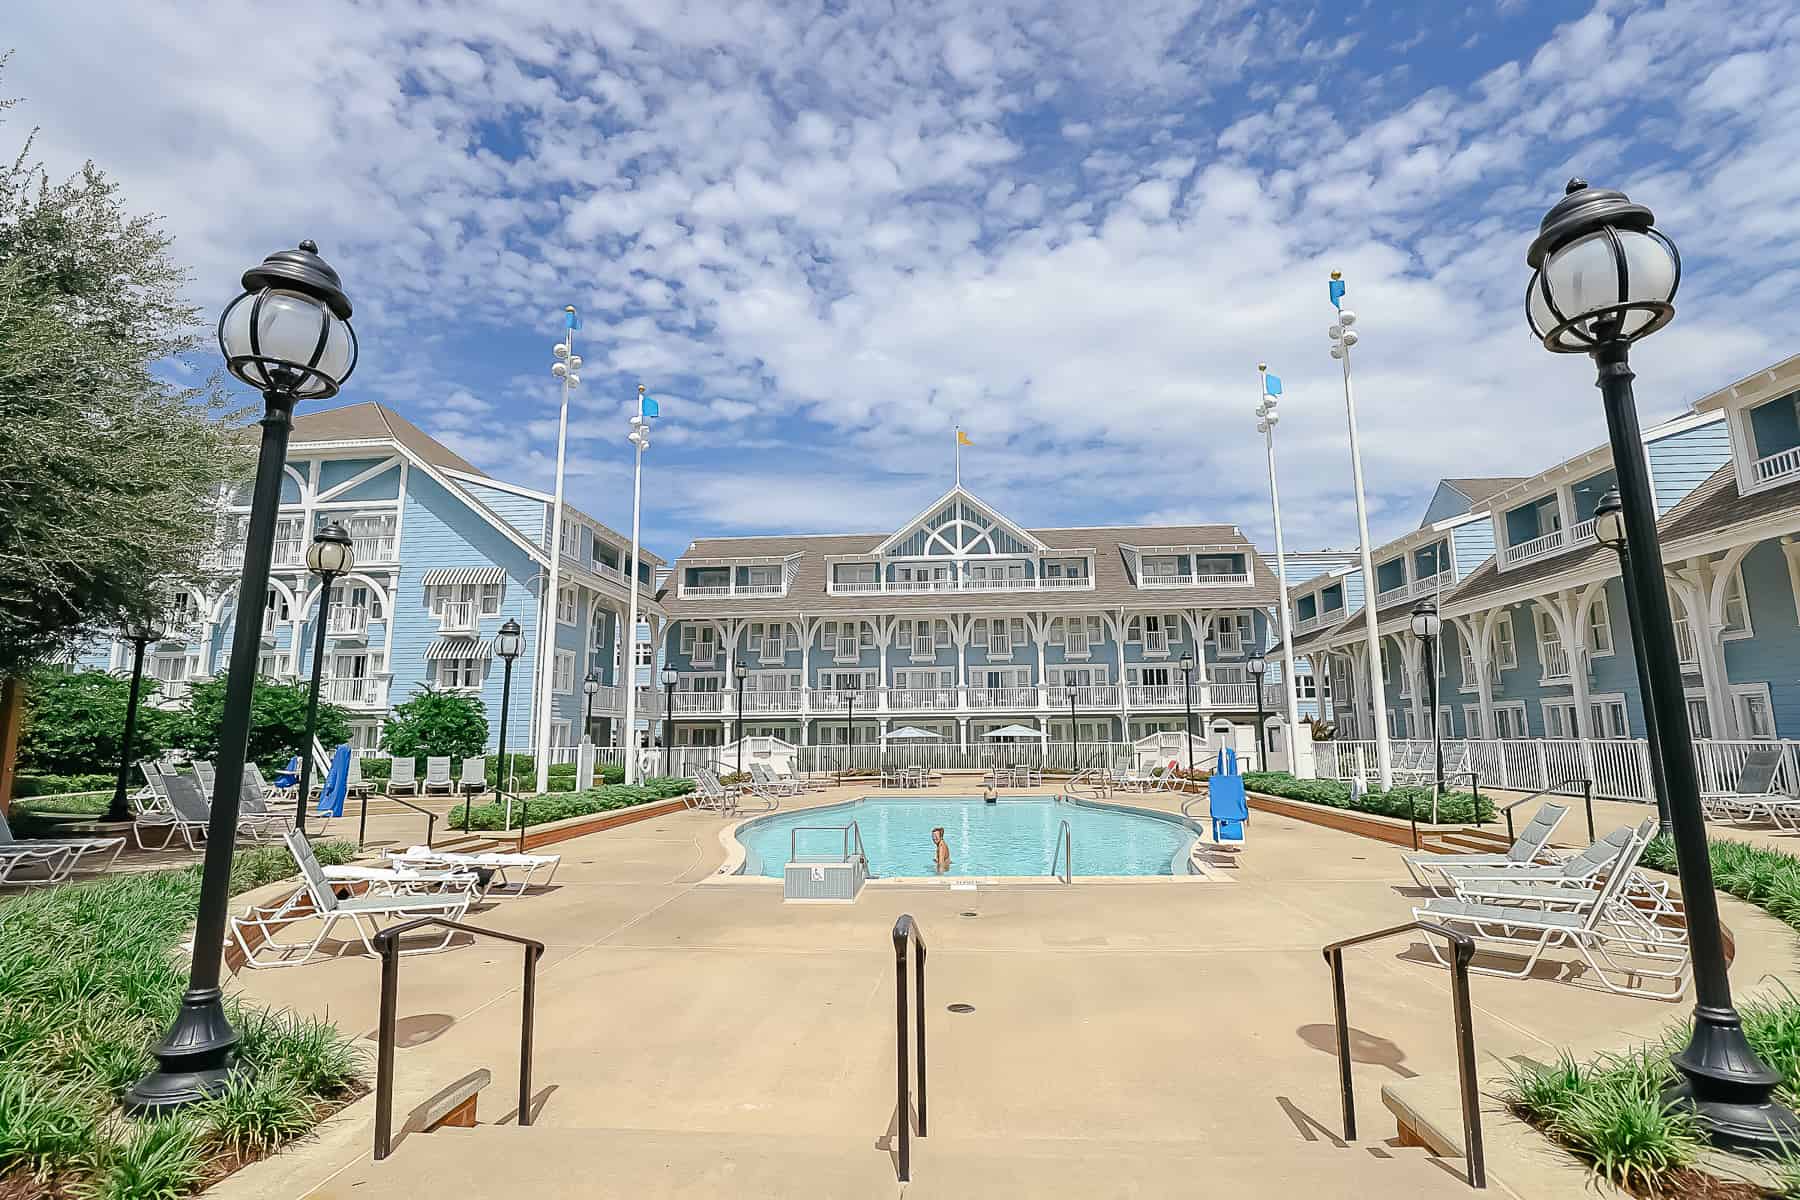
784,856,867,902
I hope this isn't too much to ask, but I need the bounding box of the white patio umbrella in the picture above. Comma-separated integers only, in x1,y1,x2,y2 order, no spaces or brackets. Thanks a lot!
981,724,1048,739
883,726,946,741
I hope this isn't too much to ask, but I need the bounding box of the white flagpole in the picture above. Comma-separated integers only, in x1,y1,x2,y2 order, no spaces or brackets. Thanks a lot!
535,309,578,795
1258,365,1309,778
623,385,650,783
955,425,962,487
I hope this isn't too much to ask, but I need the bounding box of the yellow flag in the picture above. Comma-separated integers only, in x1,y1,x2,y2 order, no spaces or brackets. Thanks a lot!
956,430,973,447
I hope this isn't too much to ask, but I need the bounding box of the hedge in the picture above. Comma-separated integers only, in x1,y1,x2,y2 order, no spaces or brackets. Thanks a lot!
13,772,116,798
1241,771,1496,824
449,777,694,831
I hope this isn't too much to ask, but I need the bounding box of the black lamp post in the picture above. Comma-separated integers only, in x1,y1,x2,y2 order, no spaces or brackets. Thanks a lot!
1247,651,1268,768
582,670,599,744
1595,487,1673,839
108,620,164,824
1066,684,1080,771
733,660,748,776
1178,652,1196,774
127,240,357,1115
661,664,677,779
1527,179,1799,1151
845,692,856,775
494,618,523,805
1410,599,1444,815
296,521,353,831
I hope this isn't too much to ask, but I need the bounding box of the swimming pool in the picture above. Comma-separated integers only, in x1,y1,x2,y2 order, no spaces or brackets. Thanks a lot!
734,796,1199,878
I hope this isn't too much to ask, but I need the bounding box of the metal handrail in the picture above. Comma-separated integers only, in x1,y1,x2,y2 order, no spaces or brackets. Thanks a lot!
1050,819,1072,883
373,918,545,1161
892,914,927,1182
1321,921,1484,1189
362,792,438,851
1499,778,1593,844
1446,771,1483,828
790,821,868,873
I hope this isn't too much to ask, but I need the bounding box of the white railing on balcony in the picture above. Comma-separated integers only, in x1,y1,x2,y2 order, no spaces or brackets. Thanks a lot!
810,689,869,712
672,692,725,714
1140,572,1251,589
1410,570,1453,599
1540,642,1572,682
1504,527,1566,566
1215,631,1242,655
645,682,1305,715
1143,630,1170,656
888,688,961,712
321,676,388,706
1374,579,1410,606
1061,684,1120,708
823,575,1096,596
1209,683,1257,707
438,602,477,633
679,581,786,599
1127,684,1185,707
326,605,368,636
742,690,803,713
966,686,1040,709
1754,445,1800,485
159,618,206,645
272,537,305,568
352,534,397,562
833,637,860,663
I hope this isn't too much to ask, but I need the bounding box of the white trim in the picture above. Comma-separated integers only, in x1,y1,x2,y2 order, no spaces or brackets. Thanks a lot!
868,485,1047,557
1732,681,1778,740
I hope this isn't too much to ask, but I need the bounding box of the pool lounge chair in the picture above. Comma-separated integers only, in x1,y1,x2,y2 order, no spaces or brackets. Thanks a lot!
1437,821,1674,916
0,806,123,886
388,757,419,796
236,774,296,841
1414,819,1688,1000
751,764,801,797
1404,802,1569,890
136,773,279,850
690,769,739,814
192,759,216,795
230,827,475,968
459,756,488,796
1700,748,1800,826
137,762,174,815
387,844,562,895
345,756,372,800
423,757,454,796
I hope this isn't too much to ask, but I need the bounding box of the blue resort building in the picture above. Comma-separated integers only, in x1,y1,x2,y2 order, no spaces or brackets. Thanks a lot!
654,488,1280,751
78,403,663,757
1291,352,1800,757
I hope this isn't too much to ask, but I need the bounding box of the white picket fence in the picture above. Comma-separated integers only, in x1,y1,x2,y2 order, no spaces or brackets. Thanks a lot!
638,738,1222,781
1314,737,1800,802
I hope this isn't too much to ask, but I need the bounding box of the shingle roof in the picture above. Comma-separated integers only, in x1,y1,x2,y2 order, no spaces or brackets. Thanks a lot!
1442,477,1529,509
658,523,1279,615
293,401,484,476
1658,463,1800,543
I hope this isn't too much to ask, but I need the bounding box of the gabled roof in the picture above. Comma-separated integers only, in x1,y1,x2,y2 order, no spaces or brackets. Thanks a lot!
1441,477,1528,508
869,486,1047,556
292,401,483,475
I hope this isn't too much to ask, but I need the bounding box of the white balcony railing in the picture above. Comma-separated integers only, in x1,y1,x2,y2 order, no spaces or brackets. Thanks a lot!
1411,570,1453,599
672,692,725,714
438,602,477,633
352,534,397,562
966,686,1040,709
1143,631,1170,656
809,689,869,712
1140,572,1251,589
833,637,860,664
742,690,803,713
642,682,1287,715
888,688,961,712
1060,684,1120,708
321,676,388,707
1126,684,1185,707
272,537,305,568
1754,445,1800,485
1210,683,1257,707
824,575,1095,596
1374,579,1410,606
326,605,368,636
679,581,787,599
1504,527,1566,566
1540,642,1572,682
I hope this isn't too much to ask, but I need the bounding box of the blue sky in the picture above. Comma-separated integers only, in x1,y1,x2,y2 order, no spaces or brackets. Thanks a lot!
11,0,1800,561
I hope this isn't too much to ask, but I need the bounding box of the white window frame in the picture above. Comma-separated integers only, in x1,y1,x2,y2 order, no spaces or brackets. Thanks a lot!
1586,592,1614,657
1463,703,1485,739
554,649,576,693
1492,701,1528,739
1588,693,1630,739
1684,688,1714,739
1492,612,1518,670
1722,566,1753,640
1540,698,1578,740
1733,682,1777,739
480,580,503,616
557,586,578,625
434,657,482,691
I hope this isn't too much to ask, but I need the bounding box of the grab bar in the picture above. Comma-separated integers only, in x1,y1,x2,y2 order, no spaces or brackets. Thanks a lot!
1050,819,1071,883
790,821,865,868
373,918,544,1161
892,915,927,1182
1321,921,1483,1188
1499,778,1593,844
361,791,438,851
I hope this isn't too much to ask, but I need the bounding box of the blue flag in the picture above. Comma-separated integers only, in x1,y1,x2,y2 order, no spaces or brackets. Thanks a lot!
564,306,581,330
1263,372,1282,397
1328,278,1346,309
640,393,659,419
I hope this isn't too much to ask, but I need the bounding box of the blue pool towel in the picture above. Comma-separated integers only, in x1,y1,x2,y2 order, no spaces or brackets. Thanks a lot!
315,745,350,818
1208,745,1248,846
274,756,300,789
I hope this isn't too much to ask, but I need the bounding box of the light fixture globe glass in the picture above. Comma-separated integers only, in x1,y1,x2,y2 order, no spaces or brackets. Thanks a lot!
661,664,678,688
1410,599,1440,640
495,618,523,661
733,661,748,681
1525,180,1680,353
1246,653,1267,678
129,619,166,644
583,671,599,696
1178,652,1195,674
306,521,354,575
1594,487,1627,550
217,241,358,399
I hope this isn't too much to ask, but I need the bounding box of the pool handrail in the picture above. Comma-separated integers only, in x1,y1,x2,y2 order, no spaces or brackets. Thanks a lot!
1050,818,1071,883
789,820,868,874
892,914,927,1181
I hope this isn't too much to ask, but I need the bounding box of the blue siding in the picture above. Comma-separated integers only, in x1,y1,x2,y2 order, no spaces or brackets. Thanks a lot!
1647,417,1732,514
1585,577,1650,740
331,469,402,502
457,480,547,546
1723,540,1800,738
1452,521,1496,580
1420,481,1475,526
317,458,389,492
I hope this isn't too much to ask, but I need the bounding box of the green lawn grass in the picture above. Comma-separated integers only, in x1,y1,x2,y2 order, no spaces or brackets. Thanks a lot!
0,841,363,1198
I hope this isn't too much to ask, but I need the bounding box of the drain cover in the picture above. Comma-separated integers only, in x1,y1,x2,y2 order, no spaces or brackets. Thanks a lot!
959,910,979,917
947,1003,976,1014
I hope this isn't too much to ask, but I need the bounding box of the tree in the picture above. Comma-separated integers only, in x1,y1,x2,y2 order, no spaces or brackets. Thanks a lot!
0,61,251,677
174,675,351,771
17,667,175,775
381,689,488,761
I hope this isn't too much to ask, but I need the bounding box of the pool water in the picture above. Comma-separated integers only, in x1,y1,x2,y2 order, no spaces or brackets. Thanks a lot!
735,796,1197,878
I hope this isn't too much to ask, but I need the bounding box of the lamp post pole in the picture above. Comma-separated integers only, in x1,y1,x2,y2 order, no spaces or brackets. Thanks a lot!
1247,653,1268,769
128,240,357,1114
1527,179,1798,1150
1067,686,1080,771
733,661,748,777
1411,600,1444,822
535,312,581,795
662,666,677,779
845,692,856,776
490,619,522,830
1595,488,1673,839
1179,653,1196,774
621,385,651,785
1257,364,1308,776
1328,279,1393,790
107,626,159,824
297,521,353,832
583,671,599,742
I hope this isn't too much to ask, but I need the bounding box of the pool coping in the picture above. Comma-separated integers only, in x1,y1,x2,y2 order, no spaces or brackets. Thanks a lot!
709,793,1230,884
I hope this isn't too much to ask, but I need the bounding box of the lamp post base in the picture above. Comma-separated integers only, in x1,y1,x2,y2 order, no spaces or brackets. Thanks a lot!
123,988,239,1115
1666,1012,1800,1154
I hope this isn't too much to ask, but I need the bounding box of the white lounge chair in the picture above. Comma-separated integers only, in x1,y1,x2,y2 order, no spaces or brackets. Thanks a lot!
459,756,488,796
1438,822,1674,916
137,762,174,815
386,844,562,895
192,759,216,795
229,827,475,968
423,756,454,796
235,774,296,841
1415,819,1688,1000
690,769,738,814
751,764,802,797
346,756,372,800
388,757,419,796
1404,802,1568,890
0,806,120,886
136,774,277,850
1700,748,1800,826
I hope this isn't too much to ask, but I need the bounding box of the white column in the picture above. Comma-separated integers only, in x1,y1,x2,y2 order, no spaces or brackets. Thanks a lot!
535,320,577,794
621,386,651,782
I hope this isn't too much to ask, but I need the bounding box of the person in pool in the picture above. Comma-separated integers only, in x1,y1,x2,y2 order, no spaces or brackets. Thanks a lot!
932,827,950,873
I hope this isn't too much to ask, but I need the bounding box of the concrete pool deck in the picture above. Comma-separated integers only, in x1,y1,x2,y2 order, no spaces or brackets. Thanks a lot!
207,781,1798,1199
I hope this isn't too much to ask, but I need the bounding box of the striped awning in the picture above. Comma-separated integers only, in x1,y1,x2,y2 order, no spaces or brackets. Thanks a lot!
420,566,507,587
425,637,493,661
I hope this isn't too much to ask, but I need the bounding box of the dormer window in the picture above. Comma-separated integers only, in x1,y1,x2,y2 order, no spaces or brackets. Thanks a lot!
1747,390,1800,487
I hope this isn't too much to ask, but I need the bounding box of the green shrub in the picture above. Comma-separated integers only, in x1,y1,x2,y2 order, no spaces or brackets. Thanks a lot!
85,1115,209,1200
357,756,392,781
1242,771,1494,823
1642,835,1800,937
450,777,694,831
198,1072,317,1156
172,675,352,772
1504,1049,1700,1192
381,689,487,760
0,1069,100,1180
18,669,179,775
14,772,117,798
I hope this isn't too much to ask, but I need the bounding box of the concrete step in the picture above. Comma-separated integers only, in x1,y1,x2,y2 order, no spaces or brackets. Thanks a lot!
306,1123,1470,1199
1422,830,1514,855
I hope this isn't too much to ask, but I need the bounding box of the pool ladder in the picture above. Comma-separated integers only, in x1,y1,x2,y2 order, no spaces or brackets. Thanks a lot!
1050,819,1071,883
